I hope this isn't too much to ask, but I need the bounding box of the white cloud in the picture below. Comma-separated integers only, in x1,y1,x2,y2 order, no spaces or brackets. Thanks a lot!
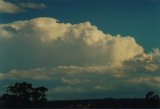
19,2,46,9
123,48,160,73
62,78,81,85
0,0,46,13
0,0,22,13
0,17,144,71
95,85,111,90
0,61,159,99
0,73,5,80
51,86,85,93
0,17,160,99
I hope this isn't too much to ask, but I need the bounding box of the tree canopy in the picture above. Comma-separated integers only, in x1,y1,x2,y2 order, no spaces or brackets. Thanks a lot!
145,91,159,100
0,82,48,107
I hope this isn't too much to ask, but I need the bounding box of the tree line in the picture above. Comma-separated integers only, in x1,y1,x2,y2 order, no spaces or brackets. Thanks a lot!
0,82,159,107
0,82,48,107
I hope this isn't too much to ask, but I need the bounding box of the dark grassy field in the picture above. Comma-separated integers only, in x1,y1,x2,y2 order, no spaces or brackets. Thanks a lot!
47,99,160,108
0,98,160,108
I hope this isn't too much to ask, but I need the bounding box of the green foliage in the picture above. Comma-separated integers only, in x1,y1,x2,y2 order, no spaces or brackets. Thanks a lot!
145,91,159,100
0,82,48,106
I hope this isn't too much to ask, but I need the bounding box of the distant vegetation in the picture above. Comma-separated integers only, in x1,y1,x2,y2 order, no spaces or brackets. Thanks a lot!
0,82,48,107
145,91,159,100
0,82,159,108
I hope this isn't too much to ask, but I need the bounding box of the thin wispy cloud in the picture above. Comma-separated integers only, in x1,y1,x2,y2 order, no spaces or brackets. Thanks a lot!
0,0,46,14
19,2,46,9
0,0,22,13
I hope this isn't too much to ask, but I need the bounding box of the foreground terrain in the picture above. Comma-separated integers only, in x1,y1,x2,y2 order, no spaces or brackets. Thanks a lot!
0,98,160,108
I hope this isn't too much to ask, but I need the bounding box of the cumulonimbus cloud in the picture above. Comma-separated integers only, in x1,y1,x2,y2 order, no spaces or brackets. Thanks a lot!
0,17,160,99
0,17,144,70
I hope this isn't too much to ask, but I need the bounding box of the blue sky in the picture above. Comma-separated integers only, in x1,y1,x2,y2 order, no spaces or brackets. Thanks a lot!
1,0,160,51
0,0,160,100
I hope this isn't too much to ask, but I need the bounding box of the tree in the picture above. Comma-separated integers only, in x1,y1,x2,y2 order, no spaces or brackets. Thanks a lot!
6,82,33,102
31,87,48,103
0,82,48,107
145,91,159,100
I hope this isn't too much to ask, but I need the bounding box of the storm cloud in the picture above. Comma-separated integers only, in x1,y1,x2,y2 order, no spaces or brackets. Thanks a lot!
0,17,160,99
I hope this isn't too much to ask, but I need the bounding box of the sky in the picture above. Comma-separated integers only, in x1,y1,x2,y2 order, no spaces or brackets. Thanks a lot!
0,0,160,100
